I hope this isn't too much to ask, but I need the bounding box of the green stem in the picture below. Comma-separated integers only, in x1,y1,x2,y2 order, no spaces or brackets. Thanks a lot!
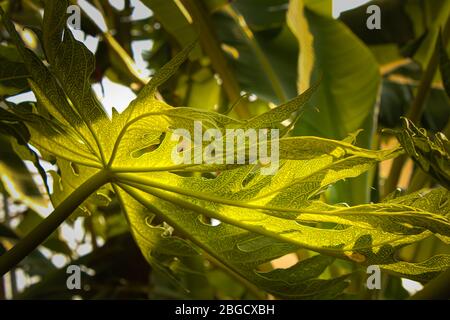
0,170,110,276
407,168,430,194
103,33,147,85
407,52,440,123
225,6,288,103
180,0,249,118
115,171,424,218
23,0,43,16
407,17,450,122
410,267,450,300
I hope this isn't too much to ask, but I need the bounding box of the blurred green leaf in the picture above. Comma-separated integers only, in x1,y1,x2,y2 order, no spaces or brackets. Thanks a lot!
141,0,202,60
390,119,450,189
439,33,450,98
293,8,380,205
0,135,47,214
0,45,29,96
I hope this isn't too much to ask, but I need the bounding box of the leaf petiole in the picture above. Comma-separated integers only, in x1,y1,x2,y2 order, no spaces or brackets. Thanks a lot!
0,169,111,276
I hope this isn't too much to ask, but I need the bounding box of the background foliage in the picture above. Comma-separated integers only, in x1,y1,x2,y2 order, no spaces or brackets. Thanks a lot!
0,0,449,300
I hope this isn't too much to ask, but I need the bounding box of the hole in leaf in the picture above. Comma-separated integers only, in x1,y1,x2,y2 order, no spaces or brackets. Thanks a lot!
241,171,257,188
70,162,80,176
269,253,299,270
144,215,156,227
202,172,218,180
131,132,166,158
198,215,221,226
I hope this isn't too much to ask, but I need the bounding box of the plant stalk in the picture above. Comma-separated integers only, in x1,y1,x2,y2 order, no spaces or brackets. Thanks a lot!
0,170,110,276
407,168,430,193
224,6,288,103
410,267,450,300
180,0,250,118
